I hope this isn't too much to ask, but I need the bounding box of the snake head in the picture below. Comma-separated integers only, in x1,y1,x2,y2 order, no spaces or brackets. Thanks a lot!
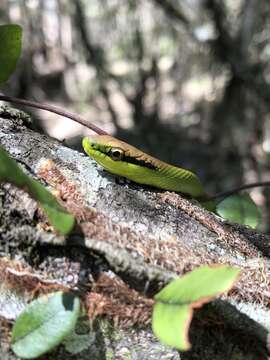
82,135,126,162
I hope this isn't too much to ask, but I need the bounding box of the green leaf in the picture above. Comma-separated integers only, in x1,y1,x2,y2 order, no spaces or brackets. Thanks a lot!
152,265,240,351
11,292,80,359
0,146,75,235
0,24,22,83
216,193,260,228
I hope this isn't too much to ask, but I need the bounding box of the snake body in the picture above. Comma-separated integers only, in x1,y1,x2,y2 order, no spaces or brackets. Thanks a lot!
82,135,207,199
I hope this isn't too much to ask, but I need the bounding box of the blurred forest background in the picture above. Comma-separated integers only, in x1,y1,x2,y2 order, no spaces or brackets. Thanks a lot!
1,0,270,230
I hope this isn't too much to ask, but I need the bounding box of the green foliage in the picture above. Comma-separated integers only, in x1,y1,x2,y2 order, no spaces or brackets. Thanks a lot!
0,24,22,83
152,265,240,351
216,193,260,228
0,146,75,235
11,292,80,359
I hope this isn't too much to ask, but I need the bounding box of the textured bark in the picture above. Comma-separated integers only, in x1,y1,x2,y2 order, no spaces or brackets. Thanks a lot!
0,106,270,359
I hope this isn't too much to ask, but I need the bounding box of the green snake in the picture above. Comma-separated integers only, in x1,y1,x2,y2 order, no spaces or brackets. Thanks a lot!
82,135,211,205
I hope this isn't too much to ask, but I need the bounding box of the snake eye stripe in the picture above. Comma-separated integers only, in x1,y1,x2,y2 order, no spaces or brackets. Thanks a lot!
122,155,157,170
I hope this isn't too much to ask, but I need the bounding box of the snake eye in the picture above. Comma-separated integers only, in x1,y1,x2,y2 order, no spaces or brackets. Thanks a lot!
110,148,124,161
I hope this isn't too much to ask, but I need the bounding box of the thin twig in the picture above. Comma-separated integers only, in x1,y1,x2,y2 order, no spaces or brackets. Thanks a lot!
208,181,270,201
0,94,108,135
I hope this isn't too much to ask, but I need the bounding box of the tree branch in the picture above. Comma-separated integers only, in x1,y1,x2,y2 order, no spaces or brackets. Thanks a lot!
1,107,270,358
